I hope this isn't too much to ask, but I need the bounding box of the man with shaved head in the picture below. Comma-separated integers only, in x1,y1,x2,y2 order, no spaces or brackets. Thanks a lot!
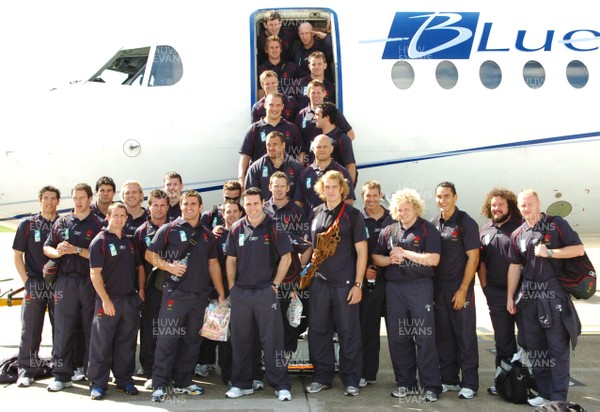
506,190,584,408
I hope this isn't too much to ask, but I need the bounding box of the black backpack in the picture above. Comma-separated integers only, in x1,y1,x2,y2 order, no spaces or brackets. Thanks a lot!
0,354,53,384
495,359,534,404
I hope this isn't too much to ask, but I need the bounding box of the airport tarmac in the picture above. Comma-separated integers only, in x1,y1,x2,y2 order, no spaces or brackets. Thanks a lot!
1,232,599,411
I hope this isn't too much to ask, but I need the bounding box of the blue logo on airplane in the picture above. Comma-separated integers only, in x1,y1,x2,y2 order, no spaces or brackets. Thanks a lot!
383,12,480,59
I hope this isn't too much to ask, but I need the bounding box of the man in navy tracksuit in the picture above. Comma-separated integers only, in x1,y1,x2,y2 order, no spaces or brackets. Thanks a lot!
87,203,143,400
133,189,169,388
304,170,367,397
431,182,480,399
44,183,104,392
146,191,225,402
358,180,393,389
13,186,60,387
244,131,305,200
478,188,522,394
225,187,293,401
373,189,442,402
507,190,583,407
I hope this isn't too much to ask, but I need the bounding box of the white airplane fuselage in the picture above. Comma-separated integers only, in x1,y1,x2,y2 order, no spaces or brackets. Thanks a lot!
1,1,599,232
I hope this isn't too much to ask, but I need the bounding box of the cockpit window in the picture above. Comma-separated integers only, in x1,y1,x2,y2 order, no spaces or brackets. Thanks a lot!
88,45,182,87
89,47,151,85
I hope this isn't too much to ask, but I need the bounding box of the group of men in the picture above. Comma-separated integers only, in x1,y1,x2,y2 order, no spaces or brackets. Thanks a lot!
12,164,585,409
9,10,585,408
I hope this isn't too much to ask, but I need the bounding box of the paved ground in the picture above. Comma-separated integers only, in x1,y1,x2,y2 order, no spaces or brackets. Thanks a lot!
1,233,599,411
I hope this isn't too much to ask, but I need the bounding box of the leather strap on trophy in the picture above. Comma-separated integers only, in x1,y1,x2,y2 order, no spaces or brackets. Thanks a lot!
299,203,346,290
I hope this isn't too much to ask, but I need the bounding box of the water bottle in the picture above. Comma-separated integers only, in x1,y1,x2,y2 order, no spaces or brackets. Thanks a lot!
366,265,377,290
170,252,189,283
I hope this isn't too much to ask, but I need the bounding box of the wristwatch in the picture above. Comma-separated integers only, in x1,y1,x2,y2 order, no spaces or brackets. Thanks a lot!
547,249,553,258
354,282,363,289
271,282,280,290
76,247,83,255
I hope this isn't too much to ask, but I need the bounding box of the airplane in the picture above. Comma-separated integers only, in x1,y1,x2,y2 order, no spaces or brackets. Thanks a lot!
1,0,599,233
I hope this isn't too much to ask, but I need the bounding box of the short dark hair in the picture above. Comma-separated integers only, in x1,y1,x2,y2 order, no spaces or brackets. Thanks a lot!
243,187,263,202
95,176,116,192
318,101,338,125
221,199,242,213
107,203,127,217
436,181,456,195
266,131,285,144
38,185,61,201
180,190,202,205
163,171,183,184
147,189,168,206
223,180,242,192
263,10,282,23
72,183,93,198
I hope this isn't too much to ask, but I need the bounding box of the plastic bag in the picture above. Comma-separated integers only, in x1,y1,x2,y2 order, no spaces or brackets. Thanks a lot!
200,299,231,341
286,294,303,328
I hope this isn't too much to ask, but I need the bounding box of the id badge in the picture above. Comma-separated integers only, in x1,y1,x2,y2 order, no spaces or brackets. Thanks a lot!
34,230,41,242
179,230,187,242
238,233,245,246
109,244,117,256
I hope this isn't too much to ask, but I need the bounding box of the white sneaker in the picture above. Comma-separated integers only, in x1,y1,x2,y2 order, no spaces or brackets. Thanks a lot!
276,389,292,401
441,384,461,392
71,367,85,382
458,387,477,399
391,386,418,398
422,390,438,402
47,380,73,392
359,378,376,388
17,376,33,387
151,388,165,402
252,380,264,390
174,384,204,395
528,396,549,407
144,379,153,390
344,386,360,396
225,386,254,398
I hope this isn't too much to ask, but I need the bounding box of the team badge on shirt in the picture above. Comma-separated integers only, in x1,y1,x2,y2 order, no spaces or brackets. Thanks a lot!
413,235,421,248
97,308,103,320
167,299,174,311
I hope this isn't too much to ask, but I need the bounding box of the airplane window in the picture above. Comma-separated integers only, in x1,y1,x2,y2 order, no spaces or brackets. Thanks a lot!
149,45,183,87
523,60,545,89
566,60,589,89
479,61,502,89
391,61,415,90
436,61,458,89
88,47,151,85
